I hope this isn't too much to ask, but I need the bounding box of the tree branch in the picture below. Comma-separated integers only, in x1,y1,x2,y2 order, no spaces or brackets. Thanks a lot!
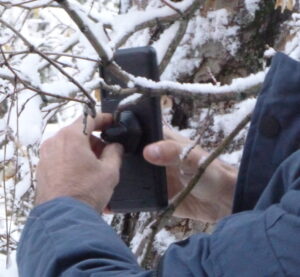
161,0,184,17
55,0,112,64
0,18,96,112
159,19,189,75
4,50,100,63
0,47,89,106
100,77,262,107
113,0,200,48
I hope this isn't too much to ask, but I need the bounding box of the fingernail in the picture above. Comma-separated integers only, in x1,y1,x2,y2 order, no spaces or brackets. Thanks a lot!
147,145,161,160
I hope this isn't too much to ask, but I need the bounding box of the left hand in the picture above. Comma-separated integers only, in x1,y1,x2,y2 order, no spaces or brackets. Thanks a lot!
143,127,237,222
35,113,124,211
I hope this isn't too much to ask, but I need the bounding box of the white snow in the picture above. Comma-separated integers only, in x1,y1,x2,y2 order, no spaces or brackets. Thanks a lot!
69,1,113,61
119,93,142,107
213,98,256,136
264,47,277,58
154,229,177,255
245,0,261,16
161,8,240,80
133,69,266,96
9,90,43,147
0,251,18,277
111,0,196,47
152,22,180,64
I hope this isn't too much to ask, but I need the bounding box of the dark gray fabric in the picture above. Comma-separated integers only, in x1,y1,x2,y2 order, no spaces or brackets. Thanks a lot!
17,53,300,276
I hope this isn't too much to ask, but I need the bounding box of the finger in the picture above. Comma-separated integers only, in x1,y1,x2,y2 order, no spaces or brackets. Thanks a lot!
143,140,181,166
99,143,124,170
72,113,113,136
143,140,201,168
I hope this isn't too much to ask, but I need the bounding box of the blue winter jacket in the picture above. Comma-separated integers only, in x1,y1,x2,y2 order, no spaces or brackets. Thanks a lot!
17,53,300,276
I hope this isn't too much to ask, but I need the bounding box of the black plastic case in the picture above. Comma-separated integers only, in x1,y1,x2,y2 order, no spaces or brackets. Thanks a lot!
100,46,168,212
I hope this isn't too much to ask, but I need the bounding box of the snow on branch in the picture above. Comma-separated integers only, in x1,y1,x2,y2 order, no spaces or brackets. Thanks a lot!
0,0,56,9
55,0,113,63
111,0,200,48
0,18,96,107
156,19,189,74
101,70,265,107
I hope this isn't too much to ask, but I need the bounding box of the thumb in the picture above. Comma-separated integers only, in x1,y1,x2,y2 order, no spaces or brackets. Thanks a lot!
143,140,182,166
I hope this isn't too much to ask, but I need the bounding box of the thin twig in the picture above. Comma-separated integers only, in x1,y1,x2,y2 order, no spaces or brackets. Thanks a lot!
206,66,218,86
181,107,212,160
161,0,184,17
2,99,14,267
7,82,19,268
4,51,100,63
0,48,90,106
0,19,96,111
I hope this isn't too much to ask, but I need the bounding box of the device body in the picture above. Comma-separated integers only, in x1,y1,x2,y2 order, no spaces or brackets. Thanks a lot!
100,46,168,213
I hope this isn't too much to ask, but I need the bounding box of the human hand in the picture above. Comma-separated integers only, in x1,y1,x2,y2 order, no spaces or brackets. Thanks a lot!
143,127,237,223
35,113,123,211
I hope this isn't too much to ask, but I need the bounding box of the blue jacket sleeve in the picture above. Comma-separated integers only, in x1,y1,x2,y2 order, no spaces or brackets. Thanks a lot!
17,197,153,277
158,155,300,277
17,150,300,277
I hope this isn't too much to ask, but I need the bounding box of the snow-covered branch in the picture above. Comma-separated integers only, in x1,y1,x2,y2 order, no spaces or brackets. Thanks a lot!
100,70,264,106
112,0,200,48
55,0,113,63
158,19,189,74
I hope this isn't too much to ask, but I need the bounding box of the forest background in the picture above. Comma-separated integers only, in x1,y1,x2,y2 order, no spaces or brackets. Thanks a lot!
0,0,298,275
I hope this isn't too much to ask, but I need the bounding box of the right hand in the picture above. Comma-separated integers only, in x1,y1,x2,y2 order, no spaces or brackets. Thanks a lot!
143,127,237,223
35,113,124,212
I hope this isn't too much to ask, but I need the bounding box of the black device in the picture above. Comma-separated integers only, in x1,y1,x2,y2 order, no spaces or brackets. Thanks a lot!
100,46,168,213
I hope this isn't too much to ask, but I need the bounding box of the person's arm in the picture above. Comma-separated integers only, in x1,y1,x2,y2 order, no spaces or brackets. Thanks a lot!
17,112,238,277
17,113,213,276
17,197,151,277
17,111,298,276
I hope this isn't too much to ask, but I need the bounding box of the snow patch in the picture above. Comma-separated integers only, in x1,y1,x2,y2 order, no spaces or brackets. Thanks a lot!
245,0,261,16
119,93,142,107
